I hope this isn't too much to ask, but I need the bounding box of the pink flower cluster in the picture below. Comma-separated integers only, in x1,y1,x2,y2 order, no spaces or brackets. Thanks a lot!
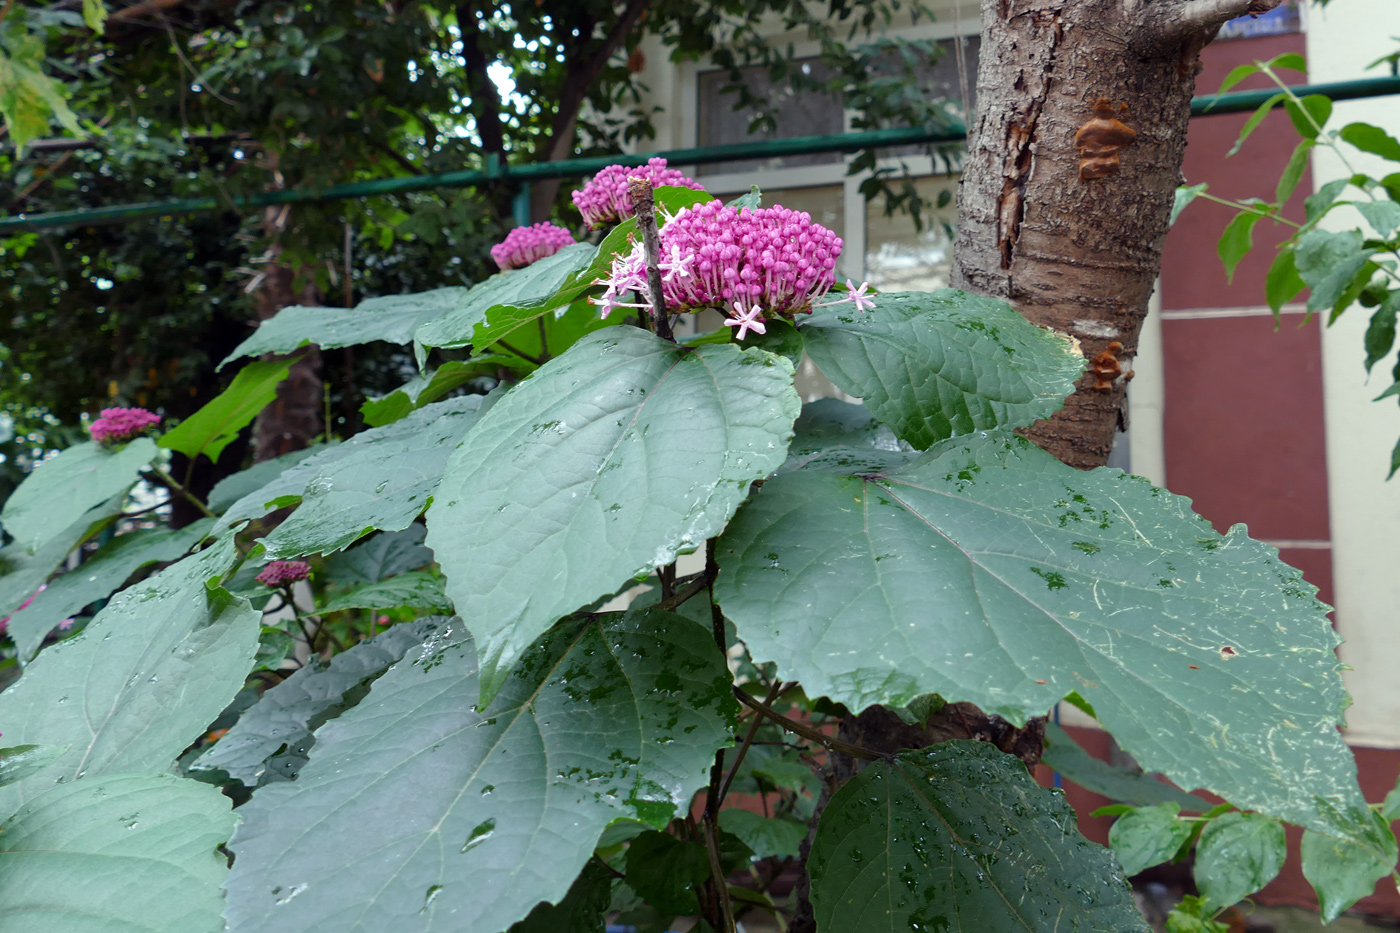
593,200,875,339
255,560,312,587
490,223,576,270
571,157,705,229
88,407,161,445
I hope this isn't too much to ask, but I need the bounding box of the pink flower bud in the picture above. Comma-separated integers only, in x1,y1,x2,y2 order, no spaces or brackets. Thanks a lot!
88,407,161,445
255,561,312,587
489,223,576,271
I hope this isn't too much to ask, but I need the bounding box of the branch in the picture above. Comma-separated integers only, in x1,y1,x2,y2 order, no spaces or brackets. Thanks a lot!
369,138,423,176
628,177,674,341
542,0,651,163
1147,0,1284,42
731,687,883,761
457,2,505,159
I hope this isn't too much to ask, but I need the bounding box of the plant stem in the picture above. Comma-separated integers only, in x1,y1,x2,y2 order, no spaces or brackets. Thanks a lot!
656,574,709,611
537,315,551,362
627,177,674,341
496,340,545,366
719,679,786,806
146,463,217,519
702,800,739,933
732,687,882,761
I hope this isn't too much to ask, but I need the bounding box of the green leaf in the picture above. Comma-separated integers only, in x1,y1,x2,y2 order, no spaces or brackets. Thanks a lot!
361,358,524,427
798,289,1083,449
508,859,614,933
1218,211,1262,283
1340,122,1400,162
1,438,154,553
1391,435,1400,481
717,809,806,859
0,537,259,815
714,432,1374,842
1167,895,1231,933
1305,177,1349,223
1285,94,1333,140
260,395,493,559
1171,183,1208,224
190,616,448,788
1265,244,1307,314
212,442,353,534
81,0,107,33
1193,812,1287,908
219,289,475,369
223,609,737,933
426,327,798,702
1043,722,1212,811
1227,93,1286,157
1295,229,1375,313
1301,813,1400,923
321,525,434,586
1214,63,1261,99
7,519,213,662
319,570,452,613
1109,803,1192,875
624,831,711,915
1269,52,1308,74
746,317,804,368
1276,139,1314,206
726,185,763,209
206,445,323,513
781,398,911,475
1381,776,1400,822
413,242,598,350
808,742,1147,933
159,358,294,464
0,37,82,155
0,493,124,621
0,745,66,788
1357,200,1400,237
0,772,235,933
1364,292,1400,372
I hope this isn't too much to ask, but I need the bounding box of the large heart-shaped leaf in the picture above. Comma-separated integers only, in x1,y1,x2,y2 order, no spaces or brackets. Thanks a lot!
0,493,125,620
427,326,799,701
319,571,451,613
0,772,236,933
159,359,294,464
361,358,526,427
219,288,470,368
260,395,492,559
1043,722,1211,811
0,537,259,815
0,438,153,553
206,446,324,513
715,432,1374,843
223,609,736,933
322,526,434,586
798,289,1084,448
808,742,1147,933
7,518,213,662
191,616,447,788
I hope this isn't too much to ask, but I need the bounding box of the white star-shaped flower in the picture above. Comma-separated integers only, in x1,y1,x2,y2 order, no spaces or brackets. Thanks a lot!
724,302,768,341
845,279,876,312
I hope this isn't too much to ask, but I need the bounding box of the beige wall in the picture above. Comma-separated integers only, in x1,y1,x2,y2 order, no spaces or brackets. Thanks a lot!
1308,0,1400,748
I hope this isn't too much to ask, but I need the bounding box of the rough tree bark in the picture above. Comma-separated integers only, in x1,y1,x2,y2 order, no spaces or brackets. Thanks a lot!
953,0,1282,469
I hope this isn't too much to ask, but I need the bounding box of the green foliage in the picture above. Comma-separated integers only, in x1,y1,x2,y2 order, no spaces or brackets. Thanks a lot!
798,289,1084,448
1042,723,1212,811
0,744,66,788
1194,812,1288,908
158,359,295,465
0,438,154,552
0,772,236,933
1109,802,1194,876
1302,815,1400,923
808,742,1148,932
426,327,800,701
223,611,736,933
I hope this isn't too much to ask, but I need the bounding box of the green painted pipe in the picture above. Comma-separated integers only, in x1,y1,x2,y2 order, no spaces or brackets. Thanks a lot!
3,76,1398,234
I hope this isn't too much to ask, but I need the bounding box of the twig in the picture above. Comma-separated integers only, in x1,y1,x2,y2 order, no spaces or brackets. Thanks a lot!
656,574,709,612
146,464,217,518
731,686,882,761
702,802,739,933
719,679,786,805
627,177,674,341
496,340,545,366
537,315,550,362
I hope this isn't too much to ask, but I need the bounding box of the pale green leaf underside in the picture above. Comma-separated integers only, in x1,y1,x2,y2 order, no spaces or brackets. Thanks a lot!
0,538,259,815
798,289,1084,449
8,519,213,663
0,772,235,933
715,432,1372,842
223,610,736,933
319,571,452,613
1043,722,1211,811
808,742,1147,933
322,526,434,587
219,287,470,368
426,326,799,701
192,617,448,787
207,446,323,514
0,438,153,553
159,358,294,464
260,395,492,559
0,494,125,619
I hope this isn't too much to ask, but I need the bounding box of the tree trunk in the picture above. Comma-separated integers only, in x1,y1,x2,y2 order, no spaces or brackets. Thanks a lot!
952,0,1282,469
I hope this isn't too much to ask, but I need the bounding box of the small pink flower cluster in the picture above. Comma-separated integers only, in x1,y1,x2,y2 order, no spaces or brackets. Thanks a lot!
489,223,576,270
571,157,705,229
593,200,875,339
88,407,161,445
255,560,312,587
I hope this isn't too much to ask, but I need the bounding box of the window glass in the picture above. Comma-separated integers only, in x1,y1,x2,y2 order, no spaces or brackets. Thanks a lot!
697,59,843,175
864,176,959,292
